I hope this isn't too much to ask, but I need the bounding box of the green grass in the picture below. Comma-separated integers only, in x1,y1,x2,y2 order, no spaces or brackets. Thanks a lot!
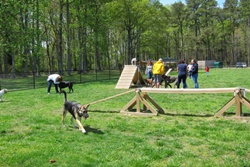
1,68,250,167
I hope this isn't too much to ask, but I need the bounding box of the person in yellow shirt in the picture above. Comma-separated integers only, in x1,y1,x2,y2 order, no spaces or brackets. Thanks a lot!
152,58,165,88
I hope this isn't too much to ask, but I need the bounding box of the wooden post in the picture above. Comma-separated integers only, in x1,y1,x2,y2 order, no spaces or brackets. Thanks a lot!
215,88,248,117
235,89,242,117
120,89,162,116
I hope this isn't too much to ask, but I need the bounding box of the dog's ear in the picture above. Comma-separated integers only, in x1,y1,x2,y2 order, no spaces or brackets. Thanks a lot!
81,104,90,110
85,104,90,109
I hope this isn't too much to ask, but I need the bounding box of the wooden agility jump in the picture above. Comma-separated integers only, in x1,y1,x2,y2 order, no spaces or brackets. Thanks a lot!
120,87,250,117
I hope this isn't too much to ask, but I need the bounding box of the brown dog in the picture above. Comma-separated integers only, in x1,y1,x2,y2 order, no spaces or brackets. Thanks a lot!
61,90,90,134
162,75,178,88
144,78,154,87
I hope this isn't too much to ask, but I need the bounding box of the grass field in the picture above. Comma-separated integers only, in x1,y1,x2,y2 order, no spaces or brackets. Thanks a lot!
1,68,250,167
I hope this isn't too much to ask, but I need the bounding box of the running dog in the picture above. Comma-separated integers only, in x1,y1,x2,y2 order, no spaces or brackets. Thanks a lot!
0,89,8,101
61,90,90,134
59,81,74,93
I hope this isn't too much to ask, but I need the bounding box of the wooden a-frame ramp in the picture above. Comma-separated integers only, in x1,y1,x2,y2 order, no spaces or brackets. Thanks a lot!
115,65,145,89
120,87,250,117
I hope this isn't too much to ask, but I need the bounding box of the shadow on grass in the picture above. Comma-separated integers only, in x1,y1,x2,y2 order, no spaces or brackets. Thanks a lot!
89,110,119,113
0,100,10,103
89,109,250,119
162,112,214,117
67,125,104,134
163,111,250,118
84,125,104,134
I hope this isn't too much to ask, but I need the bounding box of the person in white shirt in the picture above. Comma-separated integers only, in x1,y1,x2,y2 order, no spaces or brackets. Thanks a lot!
187,63,193,78
145,59,153,79
47,74,62,94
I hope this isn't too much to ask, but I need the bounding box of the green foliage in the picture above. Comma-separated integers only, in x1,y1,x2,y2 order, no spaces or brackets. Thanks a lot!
1,0,250,74
0,69,250,166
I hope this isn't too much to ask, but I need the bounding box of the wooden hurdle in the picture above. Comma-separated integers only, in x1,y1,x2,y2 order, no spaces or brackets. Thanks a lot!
120,87,250,117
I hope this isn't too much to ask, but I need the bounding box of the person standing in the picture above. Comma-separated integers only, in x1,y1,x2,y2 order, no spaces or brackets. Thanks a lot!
47,74,62,94
187,63,193,78
152,58,164,88
190,59,199,88
176,60,188,89
145,59,153,79
205,66,209,77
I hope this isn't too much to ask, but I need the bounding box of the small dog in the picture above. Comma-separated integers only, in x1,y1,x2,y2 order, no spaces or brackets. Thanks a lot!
144,78,154,87
162,75,178,88
61,90,90,134
0,89,8,101
59,81,74,93
131,58,137,65
131,57,140,65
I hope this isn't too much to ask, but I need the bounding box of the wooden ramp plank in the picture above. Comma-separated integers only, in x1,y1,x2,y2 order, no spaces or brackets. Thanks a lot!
115,65,145,89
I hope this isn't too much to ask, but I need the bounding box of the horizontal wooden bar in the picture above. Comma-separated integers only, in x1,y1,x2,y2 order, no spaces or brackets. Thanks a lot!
244,89,250,93
139,87,239,94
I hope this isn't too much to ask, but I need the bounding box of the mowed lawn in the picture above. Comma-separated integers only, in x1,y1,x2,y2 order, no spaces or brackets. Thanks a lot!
0,68,250,167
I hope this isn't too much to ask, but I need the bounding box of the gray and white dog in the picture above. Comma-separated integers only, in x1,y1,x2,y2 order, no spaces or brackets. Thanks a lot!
61,90,90,134
0,89,8,101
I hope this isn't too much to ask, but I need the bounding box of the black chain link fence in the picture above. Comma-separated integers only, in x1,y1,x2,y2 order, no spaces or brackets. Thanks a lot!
0,69,122,91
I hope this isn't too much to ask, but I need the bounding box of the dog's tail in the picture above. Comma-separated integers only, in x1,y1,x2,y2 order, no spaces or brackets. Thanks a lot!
61,90,67,102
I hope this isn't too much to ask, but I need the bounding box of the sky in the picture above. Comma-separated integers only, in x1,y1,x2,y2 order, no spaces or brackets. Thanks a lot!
159,0,225,7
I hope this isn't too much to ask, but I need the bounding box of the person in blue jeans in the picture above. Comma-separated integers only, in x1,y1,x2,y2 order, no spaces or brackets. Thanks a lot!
145,59,153,79
176,59,188,89
190,59,199,88
47,74,62,94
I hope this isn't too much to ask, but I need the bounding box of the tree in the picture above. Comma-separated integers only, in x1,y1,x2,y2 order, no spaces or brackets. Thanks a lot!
223,0,240,63
239,0,250,65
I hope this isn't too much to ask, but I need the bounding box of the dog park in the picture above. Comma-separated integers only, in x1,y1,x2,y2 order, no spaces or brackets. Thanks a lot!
0,68,250,166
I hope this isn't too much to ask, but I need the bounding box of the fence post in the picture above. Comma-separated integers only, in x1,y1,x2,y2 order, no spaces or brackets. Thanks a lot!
33,72,36,89
80,71,82,83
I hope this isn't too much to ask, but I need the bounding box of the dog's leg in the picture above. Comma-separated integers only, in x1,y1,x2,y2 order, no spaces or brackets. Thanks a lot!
62,108,67,127
74,114,86,134
70,116,78,128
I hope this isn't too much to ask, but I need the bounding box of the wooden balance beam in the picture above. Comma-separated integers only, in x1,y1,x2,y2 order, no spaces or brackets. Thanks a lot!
120,87,250,117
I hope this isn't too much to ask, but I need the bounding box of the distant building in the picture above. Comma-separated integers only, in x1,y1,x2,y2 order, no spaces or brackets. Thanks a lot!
198,60,216,69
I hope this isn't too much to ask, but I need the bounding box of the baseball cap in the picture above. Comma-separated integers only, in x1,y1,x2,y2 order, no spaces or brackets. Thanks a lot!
159,58,163,61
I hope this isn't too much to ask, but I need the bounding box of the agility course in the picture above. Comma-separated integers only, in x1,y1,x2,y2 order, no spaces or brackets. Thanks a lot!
86,85,250,118
120,87,250,117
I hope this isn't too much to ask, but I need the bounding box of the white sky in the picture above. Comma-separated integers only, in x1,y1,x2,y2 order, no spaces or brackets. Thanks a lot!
159,0,225,7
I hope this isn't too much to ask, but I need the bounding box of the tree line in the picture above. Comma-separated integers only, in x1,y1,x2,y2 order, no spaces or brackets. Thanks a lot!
0,0,249,77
